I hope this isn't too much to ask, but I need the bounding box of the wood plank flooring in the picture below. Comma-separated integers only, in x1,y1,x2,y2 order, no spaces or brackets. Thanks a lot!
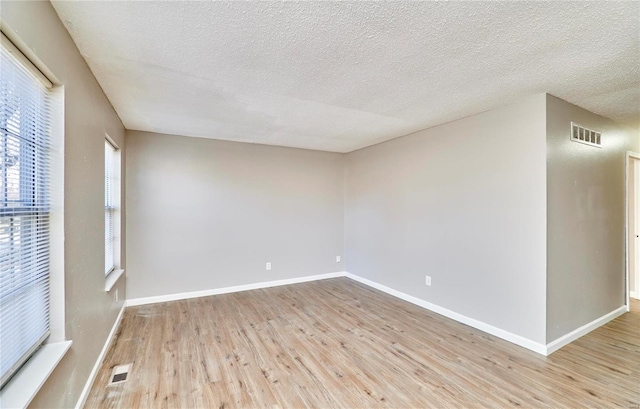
84,278,640,408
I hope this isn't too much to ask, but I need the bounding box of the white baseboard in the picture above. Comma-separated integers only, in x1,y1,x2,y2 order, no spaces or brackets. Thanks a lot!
631,291,638,300
119,271,626,362
125,272,346,307
343,272,548,355
74,304,126,409
545,306,627,355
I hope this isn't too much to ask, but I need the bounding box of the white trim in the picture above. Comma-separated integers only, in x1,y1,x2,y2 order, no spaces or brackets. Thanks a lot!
625,151,640,312
0,26,59,87
47,86,66,343
343,272,548,355
0,341,72,409
125,272,346,307
631,291,638,300
105,269,125,292
119,271,628,364
104,133,120,150
0,32,53,88
545,306,627,355
635,157,640,302
74,304,126,409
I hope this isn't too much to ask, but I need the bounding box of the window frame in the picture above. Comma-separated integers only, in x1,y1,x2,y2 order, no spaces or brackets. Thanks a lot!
104,135,122,291
0,30,70,408
0,33,53,390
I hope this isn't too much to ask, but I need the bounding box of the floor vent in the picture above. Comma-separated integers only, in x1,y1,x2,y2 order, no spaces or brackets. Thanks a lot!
571,122,602,148
108,363,132,386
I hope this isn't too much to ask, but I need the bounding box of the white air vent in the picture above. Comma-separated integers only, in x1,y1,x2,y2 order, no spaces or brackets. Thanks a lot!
571,122,601,148
108,363,132,386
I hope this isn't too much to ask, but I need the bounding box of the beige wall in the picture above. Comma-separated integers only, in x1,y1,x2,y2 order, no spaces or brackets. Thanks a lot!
345,94,548,344
2,1,127,407
2,4,635,404
125,131,344,299
546,94,639,342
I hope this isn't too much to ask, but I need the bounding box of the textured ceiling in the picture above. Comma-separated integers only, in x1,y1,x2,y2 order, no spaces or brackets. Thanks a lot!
51,1,639,152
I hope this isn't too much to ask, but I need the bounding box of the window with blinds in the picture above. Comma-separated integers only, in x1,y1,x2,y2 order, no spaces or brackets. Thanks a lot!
0,41,52,388
105,140,116,276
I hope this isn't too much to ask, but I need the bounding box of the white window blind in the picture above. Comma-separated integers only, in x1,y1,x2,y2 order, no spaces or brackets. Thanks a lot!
0,41,52,389
105,140,115,275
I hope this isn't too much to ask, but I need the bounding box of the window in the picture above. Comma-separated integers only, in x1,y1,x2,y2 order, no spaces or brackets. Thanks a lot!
104,139,118,276
0,39,52,388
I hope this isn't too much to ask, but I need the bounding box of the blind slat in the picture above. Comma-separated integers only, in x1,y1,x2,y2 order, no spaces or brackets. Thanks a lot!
105,141,116,275
0,39,51,389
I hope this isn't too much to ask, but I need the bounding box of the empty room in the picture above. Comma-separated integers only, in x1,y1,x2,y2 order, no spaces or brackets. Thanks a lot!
0,1,639,408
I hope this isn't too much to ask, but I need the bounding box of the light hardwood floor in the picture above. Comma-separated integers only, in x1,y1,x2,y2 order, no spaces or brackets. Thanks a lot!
85,278,639,408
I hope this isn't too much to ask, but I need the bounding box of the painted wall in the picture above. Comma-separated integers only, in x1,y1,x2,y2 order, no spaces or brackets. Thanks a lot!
125,131,344,299
1,1,127,408
546,95,639,343
345,94,548,344
1,6,632,404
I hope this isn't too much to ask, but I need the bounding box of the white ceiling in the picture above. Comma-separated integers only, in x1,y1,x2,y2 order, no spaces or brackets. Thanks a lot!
51,1,639,153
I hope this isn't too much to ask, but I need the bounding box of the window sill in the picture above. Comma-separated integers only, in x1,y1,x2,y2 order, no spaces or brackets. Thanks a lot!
0,340,72,409
105,269,125,292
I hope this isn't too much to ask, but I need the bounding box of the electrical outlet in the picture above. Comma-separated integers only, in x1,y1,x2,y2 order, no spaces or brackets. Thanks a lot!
115,288,119,302
425,275,431,286
266,262,271,271
336,255,341,263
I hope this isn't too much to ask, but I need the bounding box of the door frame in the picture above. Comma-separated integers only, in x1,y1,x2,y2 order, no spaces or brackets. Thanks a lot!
625,151,640,311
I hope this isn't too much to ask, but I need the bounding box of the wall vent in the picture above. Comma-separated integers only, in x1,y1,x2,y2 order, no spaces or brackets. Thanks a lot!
571,122,602,148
